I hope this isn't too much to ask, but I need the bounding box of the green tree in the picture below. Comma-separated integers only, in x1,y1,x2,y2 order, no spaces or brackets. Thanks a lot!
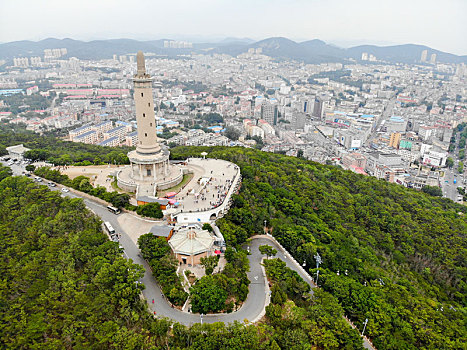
202,223,214,232
259,245,277,259
136,202,163,218
0,165,12,181
200,255,219,275
446,157,454,168
224,126,241,141
421,185,442,197
271,284,287,305
25,164,35,172
190,275,228,313
138,234,188,306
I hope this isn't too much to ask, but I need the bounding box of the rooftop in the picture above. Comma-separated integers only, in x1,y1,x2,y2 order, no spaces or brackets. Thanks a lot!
168,225,215,256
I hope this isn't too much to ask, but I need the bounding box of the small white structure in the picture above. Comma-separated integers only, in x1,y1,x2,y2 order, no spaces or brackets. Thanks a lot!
6,144,30,159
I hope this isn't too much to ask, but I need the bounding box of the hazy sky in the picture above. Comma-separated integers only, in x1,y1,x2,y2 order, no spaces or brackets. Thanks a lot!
1,0,466,55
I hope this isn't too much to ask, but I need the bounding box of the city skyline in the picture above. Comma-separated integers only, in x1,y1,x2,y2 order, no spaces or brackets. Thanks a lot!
1,0,466,55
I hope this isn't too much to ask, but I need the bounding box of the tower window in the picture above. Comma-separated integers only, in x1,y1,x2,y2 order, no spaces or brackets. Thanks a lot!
141,93,143,97
143,113,145,117
150,123,152,126
148,102,151,107
145,133,147,137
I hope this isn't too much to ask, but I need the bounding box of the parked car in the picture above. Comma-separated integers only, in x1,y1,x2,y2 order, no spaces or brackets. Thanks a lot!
61,187,69,193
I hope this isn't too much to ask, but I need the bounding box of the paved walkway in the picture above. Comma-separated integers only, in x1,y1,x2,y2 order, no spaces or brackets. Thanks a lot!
60,164,119,192
116,213,161,245
175,158,237,212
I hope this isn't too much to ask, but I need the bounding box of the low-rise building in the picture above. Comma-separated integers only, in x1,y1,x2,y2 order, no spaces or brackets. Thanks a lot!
69,124,93,141
103,126,126,141
74,130,98,144
168,224,216,266
98,136,120,147
6,144,30,159
342,152,367,169
422,149,447,167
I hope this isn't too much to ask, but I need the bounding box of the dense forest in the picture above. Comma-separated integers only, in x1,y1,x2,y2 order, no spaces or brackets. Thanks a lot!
138,234,188,306
0,126,131,165
170,146,467,350
263,257,363,349
189,247,250,314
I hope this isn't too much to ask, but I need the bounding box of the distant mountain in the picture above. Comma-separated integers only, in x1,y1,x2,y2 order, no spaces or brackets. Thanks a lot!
250,37,312,61
0,38,194,60
219,37,254,44
1,37,466,64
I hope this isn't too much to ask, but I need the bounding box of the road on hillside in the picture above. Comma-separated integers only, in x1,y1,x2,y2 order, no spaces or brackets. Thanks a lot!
62,193,374,348
5,161,374,349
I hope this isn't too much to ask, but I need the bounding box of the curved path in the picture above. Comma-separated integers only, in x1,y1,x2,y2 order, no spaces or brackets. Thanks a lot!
71,191,375,349
10,162,375,349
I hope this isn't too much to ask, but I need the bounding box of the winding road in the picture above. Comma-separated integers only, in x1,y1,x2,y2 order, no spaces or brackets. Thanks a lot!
5,161,375,349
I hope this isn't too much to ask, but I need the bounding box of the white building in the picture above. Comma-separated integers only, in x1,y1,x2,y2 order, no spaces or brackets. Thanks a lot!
69,124,93,141
92,120,113,135
74,130,98,144
99,136,120,147
422,150,447,167
125,131,138,147
103,126,127,141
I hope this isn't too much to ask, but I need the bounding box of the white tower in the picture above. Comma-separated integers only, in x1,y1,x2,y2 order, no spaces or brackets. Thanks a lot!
133,51,161,155
117,51,184,197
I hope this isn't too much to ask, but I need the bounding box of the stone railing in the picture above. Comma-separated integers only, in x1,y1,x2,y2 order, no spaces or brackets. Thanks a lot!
155,168,184,191
116,168,137,192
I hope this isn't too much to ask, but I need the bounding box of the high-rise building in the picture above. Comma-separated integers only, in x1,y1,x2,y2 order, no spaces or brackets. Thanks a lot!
312,97,324,120
13,57,29,67
261,102,278,125
293,112,306,130
430,53,437,65
30,57,42,66
389,132,401,148
420,50,428,62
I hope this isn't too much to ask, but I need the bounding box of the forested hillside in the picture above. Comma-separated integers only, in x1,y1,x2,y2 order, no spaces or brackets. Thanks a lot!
0,127,131,165
0,171,364,349
171,146,467,350
1,138,466,349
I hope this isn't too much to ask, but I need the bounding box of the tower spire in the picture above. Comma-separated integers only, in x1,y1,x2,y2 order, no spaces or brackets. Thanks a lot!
132,51,160,155
136,50,146,76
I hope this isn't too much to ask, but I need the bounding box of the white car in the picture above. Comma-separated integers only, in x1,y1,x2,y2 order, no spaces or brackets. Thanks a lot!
61,187,70,193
